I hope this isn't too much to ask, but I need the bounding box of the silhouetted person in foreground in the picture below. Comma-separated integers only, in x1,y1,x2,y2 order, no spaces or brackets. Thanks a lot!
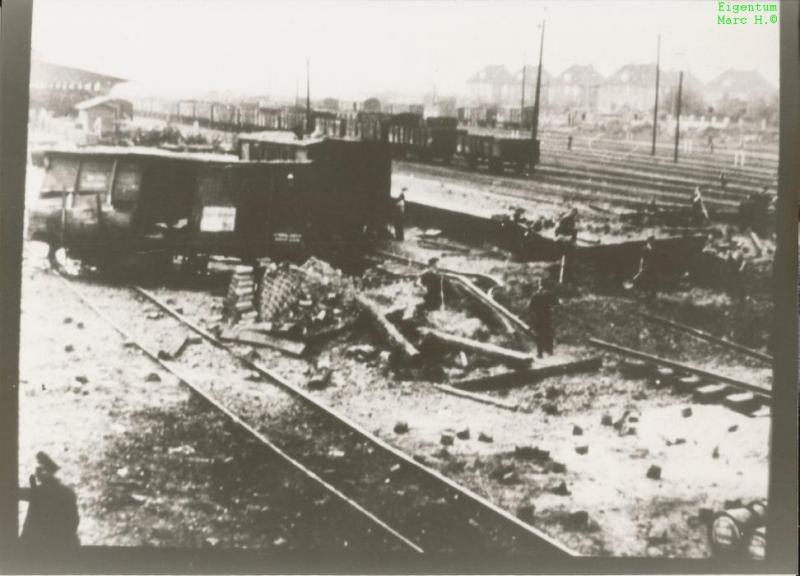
19,451,80,549
527,280,557,359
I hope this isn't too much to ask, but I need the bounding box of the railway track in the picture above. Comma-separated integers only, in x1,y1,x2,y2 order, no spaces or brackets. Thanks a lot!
54,269,575,556
396,161,731,213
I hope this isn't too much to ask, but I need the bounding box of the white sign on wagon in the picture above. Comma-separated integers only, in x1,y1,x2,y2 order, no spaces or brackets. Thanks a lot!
200,206,237,232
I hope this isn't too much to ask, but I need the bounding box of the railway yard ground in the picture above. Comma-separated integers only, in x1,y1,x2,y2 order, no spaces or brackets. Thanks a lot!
18,123,776,558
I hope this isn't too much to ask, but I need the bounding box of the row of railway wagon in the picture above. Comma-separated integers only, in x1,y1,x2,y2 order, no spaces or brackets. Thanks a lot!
28,135,391,269
134,99,540,174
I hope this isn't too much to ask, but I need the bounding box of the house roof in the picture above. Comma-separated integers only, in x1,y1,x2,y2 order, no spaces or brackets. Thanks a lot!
31,59,127,85
555,65,604,85
74,95,133,110
605,63,659,86
467,65,515,84
705,69,776,98
513,65,551,83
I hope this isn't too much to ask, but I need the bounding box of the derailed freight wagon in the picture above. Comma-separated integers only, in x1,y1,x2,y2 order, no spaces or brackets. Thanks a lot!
28,144,390,269
237,131,392,244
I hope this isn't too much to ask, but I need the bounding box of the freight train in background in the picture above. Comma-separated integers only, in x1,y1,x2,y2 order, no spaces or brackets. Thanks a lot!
133,98,541,174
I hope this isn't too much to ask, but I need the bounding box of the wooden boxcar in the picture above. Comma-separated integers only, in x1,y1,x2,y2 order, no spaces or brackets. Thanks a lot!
27,144,387,267
236,131,392,243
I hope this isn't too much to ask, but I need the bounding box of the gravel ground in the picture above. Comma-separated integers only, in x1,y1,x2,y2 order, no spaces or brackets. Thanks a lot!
18,243,398,551
109,231,772,558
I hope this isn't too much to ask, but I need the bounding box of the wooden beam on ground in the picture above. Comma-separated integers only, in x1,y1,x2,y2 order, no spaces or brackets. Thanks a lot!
220,327,306,357
451,356,603,391
637,311,772,363
748,230,764,257
420,327,533,368
355,294,420,360
433,384,519,411
442,272,536,339
588,338,771,399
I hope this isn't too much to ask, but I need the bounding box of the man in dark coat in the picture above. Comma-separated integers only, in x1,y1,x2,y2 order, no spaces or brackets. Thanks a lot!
19,452,80,548
393,190,406,241
417,257,444,310
527,280,557,358
632,235,658,297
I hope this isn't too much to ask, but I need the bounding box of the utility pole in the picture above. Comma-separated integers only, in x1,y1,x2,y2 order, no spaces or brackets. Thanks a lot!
306,58,312,135
651,34,661,156
520,57,526,129
531,20,545,155
673,70,683,164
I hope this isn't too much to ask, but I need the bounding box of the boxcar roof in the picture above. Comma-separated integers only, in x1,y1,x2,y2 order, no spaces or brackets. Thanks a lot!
39,146,309,166
237,131,325,147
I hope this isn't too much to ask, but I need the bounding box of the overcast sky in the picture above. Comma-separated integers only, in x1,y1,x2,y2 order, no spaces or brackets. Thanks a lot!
31,0,780,99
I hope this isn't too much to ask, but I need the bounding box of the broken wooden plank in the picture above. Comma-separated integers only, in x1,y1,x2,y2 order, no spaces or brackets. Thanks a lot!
433,384,519,411
451,356,603,391
220,328,306,357
588,338,771,399
419,327,533,368
748,230,764,257
637,311,772,363
442,272,536,339
355,294,420,360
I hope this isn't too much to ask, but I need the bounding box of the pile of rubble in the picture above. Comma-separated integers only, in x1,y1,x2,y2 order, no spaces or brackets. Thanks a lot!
222,256,359,344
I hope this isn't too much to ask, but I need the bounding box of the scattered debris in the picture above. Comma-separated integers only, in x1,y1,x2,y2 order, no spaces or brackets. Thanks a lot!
393,421,409,434
646,465,662,480
646,519,670,544
712,446,720,459
601,413,613,426
456,428,470,440
514,446,550,462
542,402,559,416
440,432,455,446
575,445,589,455
356,294,420,361
145,372,161,383
168,445,196,456
572,425,584,436
64,345,74,353
433,384,519,411
564,510,590,530
517,504,535,523
74,375,89,384
478,432,494,443
681,407,693,418
550,480,571,496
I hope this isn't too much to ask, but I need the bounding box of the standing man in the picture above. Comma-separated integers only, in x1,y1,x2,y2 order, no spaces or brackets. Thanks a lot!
393,189,406,241
417,257,444,311
555,208,578,283
631,235,658,298
527,280,557,359
19,452,80,549
691,186,709,226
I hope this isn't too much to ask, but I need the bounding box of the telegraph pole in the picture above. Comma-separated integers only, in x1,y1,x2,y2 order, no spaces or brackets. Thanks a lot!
673,70,683,164
651,34,661,156
531,20,545,147
520,57,526,129
306,58,312,134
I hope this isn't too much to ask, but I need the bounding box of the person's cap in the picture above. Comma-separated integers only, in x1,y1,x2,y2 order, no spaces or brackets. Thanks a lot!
36,451,59,473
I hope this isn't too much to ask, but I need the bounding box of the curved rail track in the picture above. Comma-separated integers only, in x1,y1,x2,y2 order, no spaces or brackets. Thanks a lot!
54,268,575,557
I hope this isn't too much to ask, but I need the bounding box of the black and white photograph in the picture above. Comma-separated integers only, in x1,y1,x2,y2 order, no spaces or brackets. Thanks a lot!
1,0,798,570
